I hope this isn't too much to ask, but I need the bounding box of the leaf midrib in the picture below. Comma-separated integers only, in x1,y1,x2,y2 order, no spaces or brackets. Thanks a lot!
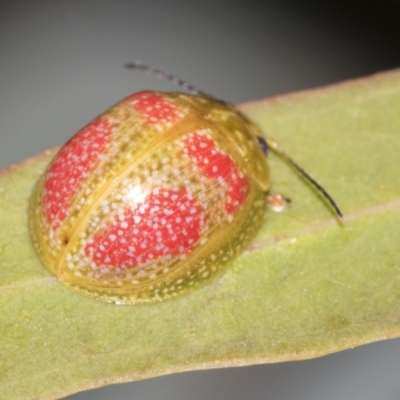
1,197,399,292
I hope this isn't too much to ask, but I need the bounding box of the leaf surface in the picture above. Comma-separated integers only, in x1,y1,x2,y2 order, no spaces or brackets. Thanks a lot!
1,70,399,400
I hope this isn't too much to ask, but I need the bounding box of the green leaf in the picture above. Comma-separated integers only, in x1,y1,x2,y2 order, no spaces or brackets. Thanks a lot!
1,70,400,400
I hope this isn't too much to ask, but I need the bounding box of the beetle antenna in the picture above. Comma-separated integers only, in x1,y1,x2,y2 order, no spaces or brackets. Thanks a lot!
125,62,209,97
264,137,343,219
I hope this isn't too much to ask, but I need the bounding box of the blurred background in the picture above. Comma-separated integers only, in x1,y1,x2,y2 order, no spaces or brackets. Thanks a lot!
1,1,400,399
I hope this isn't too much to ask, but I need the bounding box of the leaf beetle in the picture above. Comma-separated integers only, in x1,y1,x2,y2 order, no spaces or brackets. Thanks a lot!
29,63,341,304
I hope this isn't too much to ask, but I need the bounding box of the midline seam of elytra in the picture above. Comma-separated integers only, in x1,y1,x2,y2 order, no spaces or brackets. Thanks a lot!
55,112,238,273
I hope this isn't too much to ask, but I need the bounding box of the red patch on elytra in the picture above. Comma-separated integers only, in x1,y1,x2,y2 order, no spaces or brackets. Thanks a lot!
182,133,250,214
85,189,205,268
225,174,249,214
44,117,112,228
127,91,182,125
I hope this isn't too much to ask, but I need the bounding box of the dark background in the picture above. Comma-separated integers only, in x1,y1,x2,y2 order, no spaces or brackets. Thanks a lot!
1,1,400,399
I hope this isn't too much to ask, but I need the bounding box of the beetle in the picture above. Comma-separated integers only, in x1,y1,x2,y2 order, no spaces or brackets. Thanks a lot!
29,63,341,305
